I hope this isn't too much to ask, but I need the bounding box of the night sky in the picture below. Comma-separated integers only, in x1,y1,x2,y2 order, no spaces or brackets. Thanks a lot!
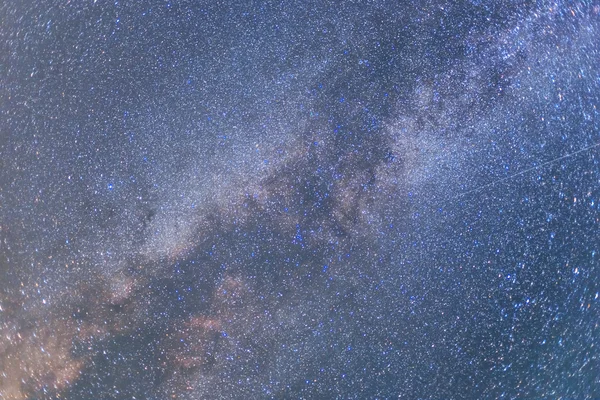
1,1,600,399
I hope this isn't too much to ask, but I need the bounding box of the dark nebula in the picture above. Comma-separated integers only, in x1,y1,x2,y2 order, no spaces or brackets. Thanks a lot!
1,1,599,399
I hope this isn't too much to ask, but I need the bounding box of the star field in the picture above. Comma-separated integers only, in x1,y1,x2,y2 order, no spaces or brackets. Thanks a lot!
1,1,600,399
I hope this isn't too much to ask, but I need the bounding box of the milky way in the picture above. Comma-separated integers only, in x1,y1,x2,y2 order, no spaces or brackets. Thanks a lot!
1,1,600,399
